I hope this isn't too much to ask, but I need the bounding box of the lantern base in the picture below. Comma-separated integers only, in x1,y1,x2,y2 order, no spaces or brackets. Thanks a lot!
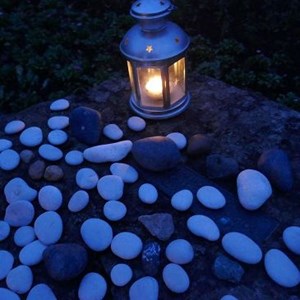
129,93,190,120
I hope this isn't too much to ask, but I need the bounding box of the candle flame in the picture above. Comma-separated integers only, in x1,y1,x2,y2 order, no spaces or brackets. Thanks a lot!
145,76,162,96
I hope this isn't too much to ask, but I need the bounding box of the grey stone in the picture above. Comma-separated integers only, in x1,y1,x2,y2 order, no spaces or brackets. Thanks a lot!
44,165,64,182
20,150,35,164
187,134,212,156
28,160,46,180
206,154,239,179
142,241,161,276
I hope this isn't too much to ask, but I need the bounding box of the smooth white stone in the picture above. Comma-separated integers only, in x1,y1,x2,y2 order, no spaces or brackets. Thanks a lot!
19,127,43,147
222,232,262,264
197,185,226,209
264,249,300,288
76,168,99,190
166,132,187,150
220,295,239,300
187,215,220,241
68,190,89,212
171,189,193,211
27,283,57,300
0,288,20,300
283,226,300,255
138,183,158,204
83,140,133,163
127,116,146,132
129,276,158,300
110,263,133,287
0,138,13,151
4,120,26,135
80,218,113,251
38,185,62,211
6,265,33,294
111,232,143,260
38,144,63,161
4,200,35,227
237,169,272,210
78,272,107,300
47,130,68,145
103,124,123,141
14,226,35,247
97,175,124,201
47,116,69,130
110,162,139,183
0,250,14,280
34,211,63,245
162,263,190,293
166,239,194,264
65,150,84,166
103,201,127,221
0,221,10,241
50,98,70,111
0,149,20,171
4,177,37,204
19,240,47,266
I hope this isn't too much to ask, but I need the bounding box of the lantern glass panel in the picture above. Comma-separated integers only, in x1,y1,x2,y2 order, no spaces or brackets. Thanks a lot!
169,57,186,105
127,61,137,100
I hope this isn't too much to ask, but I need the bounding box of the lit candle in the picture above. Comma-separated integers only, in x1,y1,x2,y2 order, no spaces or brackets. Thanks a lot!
145,76,163,97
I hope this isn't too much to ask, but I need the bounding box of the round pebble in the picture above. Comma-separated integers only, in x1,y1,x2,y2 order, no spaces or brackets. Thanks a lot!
65,150,84,166
0,149,20,171
97,175,124,201
6,265,33,294
47,130,68,145
27,283,57,300
187,215,220,241
103,201,127,221
0,221,10,241
47,116,69,130
76,168,99,190
166,239,194,264
19,126,43,147
196,185,226,209
38,185,63,211
4,120,26,135
14,226,35,247
171,189,193,211
111,232,143,260
0,250,14,280
127,116,146,131
0,138,13,152
110,263,133,287
110,162,138,183
68,190,89,212
283,226,300,255
78,272,107,300
138,183,158,204
129,276,159,300
19,240,47,266
50,98,70,111
0,288,20,300
166,132,187,150
103,124,123,141
38,144,63,161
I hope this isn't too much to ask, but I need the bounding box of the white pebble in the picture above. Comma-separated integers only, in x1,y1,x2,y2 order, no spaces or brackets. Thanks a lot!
47,130,68,145
34,211,63,245
166,132,187,150
220,296,239,300
68,190,89,212
171,189,193,211
111,232,143,260
283,226,300,255
0,138,12,152
0,288,20,300
138,183,158,204
187,215,220,241
65,150,84,166
47,116,69,130
196,186,226,209
50,98,70,111
110,162,138,183
38,144,63,161
103,124,123,141
0,149,20,171
110,263,133,287
264,249,300,288
14,226,35,247
78,272,107,300
76,168,99,190
162,263,190,293
80,218,113,251
166,239,194,264
222,232,262,264
4,120,25,135
19,240,47,266
103,201,127,221
129,276,159,300
97,175,124,201
127,116,146,131
0,250,14,280
38,185,63,211
27,283,57,300
19,126,43,147
6,265,33,294
0,221,10,241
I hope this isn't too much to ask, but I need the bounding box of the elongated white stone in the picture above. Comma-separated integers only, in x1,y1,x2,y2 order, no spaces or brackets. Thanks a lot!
38,144,63,161
47,116,69,130
0,139,13,152
103,124,123,141
4,120,25,135
19,126,43,147
50,98,70,111
0,250,14,280
19,240,47,266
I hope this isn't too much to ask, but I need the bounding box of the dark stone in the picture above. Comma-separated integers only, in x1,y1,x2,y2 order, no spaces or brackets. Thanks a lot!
70,106,102,145
28,160,46,180
44,165,64,182
142,241,161,276
187,134,213,156
212,254,244,283
257,148,294,192
43,243,88,281
206,154,239,179
20,149,35,164
132,136,182,172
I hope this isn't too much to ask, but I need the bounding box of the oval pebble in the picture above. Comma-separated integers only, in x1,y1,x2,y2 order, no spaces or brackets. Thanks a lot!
19,127,43,147
97,175,124,201
196,186,226,209
171,189,193,211
103,124,123,141
78,272,107,300
34,211,63,245
220,296,239,300
111,232,143,260
222,232,262,264
6,265,33,294
76,168,99,190
68,190,89,212
163,263,189,293
14,226,35,247
47,130,68,145
0,221,10,241
110,162,138,183
283,226,300,255
166,132,187,150
166,239,194,264
110,263,133,287
0,288,20,300
103,201,127,221
138,183,158,204
27,283,57,300
50,98,70,111
47,116,69,130
38,144,63,161
127,116,146,131
0,149,20,171
19,240,47,266
0,250,14,280
38,185,63,211
0,138,13,152
129,276,159,300
264,249,300,287
80,218,113,251
65,150,84,166
4,120,26,135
